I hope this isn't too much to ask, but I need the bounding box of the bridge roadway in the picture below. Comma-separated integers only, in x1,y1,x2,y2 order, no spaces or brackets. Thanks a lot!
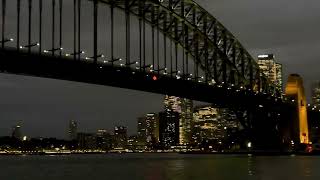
0,48,281,108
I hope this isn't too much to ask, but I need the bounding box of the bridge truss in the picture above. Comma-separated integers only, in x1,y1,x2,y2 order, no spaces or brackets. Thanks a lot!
0,0,279,96
0,0,289,150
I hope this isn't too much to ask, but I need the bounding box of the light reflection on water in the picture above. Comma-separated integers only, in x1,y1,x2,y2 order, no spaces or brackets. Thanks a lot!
247,155,255,176
0,154,320,180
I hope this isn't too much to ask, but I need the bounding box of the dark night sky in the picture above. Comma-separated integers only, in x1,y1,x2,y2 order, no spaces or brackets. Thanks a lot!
0,0,319,138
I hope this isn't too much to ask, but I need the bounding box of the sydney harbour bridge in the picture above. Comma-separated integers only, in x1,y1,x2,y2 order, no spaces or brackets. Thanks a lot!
0,0,307,150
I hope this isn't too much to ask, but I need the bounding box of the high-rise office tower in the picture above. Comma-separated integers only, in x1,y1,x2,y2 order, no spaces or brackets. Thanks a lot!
113,126,127,149
159,111,180,148
192,106,239,146
192,106,219,145
145,113,159,143
137,117,147,146
96,129,112,150
311,81,320,107
257,54,283,92
163,95,193,145
137,113,159,146
127,136,139,150
164,95,181,113
68,120,78,140
179,98,193,145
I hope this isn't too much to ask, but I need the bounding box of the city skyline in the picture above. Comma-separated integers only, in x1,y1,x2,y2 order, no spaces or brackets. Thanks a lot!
0,93,205,139
3,104,238,143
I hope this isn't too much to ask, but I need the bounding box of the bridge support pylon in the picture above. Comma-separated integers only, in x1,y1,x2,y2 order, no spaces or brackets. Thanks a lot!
285,74,309,144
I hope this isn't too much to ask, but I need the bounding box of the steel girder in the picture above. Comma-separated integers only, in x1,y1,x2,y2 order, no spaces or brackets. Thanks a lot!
98,0,276,94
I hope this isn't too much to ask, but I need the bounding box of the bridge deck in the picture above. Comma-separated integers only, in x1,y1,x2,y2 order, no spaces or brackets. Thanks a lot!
0,49,278,108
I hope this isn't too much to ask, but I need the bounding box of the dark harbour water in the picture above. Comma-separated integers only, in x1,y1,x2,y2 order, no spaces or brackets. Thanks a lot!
1,154,320,180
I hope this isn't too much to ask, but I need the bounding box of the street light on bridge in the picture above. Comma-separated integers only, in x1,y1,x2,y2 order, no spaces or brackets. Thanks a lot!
103,58,123,63
191,75,204,83
153,67,168,75
170,70,181,75
85,54,105,60
43,47,63,53
140,64,154,72
125,61,139,66
65,51,85,57
0,38,14,43
19,42,40,49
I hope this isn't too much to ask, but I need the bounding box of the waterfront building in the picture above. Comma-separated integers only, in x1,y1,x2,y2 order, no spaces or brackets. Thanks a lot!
113,126,127,149
127,136,139,150
257,54,283,92
192,106,239,146
192,106,219,145
77,132,97,150
137,113,159,149
68,120,78,140
96,129,112,150
159,111,180,148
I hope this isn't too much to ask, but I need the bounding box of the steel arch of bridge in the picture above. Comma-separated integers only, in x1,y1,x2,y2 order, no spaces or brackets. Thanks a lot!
98,0,276,94
0,0,290,149
0,0,279,97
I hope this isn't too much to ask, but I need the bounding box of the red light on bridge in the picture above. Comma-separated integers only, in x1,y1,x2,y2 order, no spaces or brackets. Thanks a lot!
152,75,158,81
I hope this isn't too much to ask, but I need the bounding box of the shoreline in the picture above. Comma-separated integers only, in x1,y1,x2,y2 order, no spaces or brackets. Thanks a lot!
1,151,320,156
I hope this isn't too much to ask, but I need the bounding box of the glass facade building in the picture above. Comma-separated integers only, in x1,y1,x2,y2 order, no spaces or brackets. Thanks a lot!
159,111,180,148
192,106,239,146
257,54,283,92
164,95,193,145
113,126,127,149
312,81,320,107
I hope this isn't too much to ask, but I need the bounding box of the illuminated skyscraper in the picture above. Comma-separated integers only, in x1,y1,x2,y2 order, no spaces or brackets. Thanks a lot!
96,129,112,150
113,126,127,149
163,95,193,145
127,136,139,150
145,113,159,143
192,106,239,146
192,107,219,145
164,95,181,113
257,54,283,92
137,113,159,145
159,111,180,148
68,120,78,140
137,117,147,146
179,98,193,145
311,81,320,107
